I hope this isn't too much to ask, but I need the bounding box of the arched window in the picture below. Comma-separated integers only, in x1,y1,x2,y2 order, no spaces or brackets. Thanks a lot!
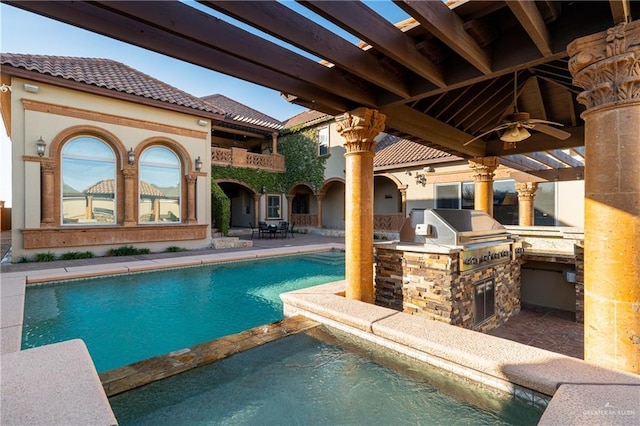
139,146,181,223
61,136,116,225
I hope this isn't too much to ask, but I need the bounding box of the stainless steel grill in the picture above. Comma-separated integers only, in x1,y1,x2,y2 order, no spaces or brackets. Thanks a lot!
400,208,511,246
399,209,522,273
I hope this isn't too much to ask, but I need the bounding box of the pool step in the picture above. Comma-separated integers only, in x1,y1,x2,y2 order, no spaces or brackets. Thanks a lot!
211,237,253,249
303,251,345,265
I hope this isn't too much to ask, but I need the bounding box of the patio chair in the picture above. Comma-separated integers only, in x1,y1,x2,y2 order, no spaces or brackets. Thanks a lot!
249,222,259,239
276,221,289,239
258,221,269,239
287,222,295,239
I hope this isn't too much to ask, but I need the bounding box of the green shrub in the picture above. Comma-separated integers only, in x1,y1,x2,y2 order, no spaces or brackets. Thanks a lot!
211,181,231,236
17,256,31,263
34,252,56,262
59,251,95,260
108,246,150,256
166,246,187,253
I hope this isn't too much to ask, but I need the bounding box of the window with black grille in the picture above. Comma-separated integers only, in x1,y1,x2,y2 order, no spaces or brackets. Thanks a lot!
473,278,495,326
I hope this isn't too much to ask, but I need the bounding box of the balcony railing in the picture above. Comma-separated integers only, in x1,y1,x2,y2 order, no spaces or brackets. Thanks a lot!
211,147,285,172
374,213,404,231
291,214,317,227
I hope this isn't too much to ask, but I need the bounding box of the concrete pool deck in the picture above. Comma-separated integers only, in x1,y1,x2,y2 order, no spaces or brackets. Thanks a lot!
1,234,638,424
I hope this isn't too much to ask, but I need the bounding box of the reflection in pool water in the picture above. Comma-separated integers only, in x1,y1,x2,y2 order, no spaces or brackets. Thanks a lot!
109,327,543,425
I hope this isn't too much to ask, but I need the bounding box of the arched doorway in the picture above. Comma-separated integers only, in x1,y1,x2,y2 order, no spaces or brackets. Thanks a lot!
373,174,405,232
216,180,256,229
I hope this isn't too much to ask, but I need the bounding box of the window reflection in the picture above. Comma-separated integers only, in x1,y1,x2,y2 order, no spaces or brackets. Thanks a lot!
139,146,181,223
61,137,116,225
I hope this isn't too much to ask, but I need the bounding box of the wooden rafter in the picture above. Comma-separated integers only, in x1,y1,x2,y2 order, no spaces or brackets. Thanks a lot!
507,0,553,56
94,1,376,107
610,0,632,24
379,104,484,157
201,1,411,98
394,0,492,74
299,0,447,88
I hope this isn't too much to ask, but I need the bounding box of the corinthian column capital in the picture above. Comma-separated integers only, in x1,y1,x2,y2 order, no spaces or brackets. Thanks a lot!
335,107,386,153
468,157,499,181
515,182,538,200
568,20,640,110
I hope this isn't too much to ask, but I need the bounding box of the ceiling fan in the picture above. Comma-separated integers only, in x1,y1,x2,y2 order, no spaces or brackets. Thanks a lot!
464,72,571,149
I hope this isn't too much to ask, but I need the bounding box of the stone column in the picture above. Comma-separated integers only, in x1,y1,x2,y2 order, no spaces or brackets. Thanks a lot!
40,160,55,226
316,193,324,228
271,132,279,155
399,186,407,218
186,174,197,224
568,21,640,374
123,168,136,226
253,193,260,225
286,194,294,224
515,182,538,226
336,107,386,303
469,157,499,216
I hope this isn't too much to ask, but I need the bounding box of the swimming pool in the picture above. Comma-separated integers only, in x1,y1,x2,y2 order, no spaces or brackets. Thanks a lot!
21,251,345,372
109,326,543,425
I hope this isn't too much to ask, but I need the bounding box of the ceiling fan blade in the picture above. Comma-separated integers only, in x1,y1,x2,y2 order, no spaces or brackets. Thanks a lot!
463,123,512,146
526,119,564,126
529,123,572,140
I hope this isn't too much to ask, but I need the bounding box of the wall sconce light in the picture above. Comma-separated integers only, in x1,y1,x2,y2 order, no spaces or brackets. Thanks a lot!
24,84,39,93
261,185,266,194
36,136,46,157
197,119,207,127
195,156,202,172
411,166,435,187
128,147,135,165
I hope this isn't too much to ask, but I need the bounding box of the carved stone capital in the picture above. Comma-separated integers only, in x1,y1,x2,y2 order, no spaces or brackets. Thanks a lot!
515,182,539,200
122,168,137,180
568,20,640,110
468,157,499,181
335,107,386,153
186,174,198,185
40,160,56,174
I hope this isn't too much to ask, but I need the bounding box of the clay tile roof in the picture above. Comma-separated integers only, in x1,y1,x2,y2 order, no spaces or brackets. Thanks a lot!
84,179,116,195
201,94,283,130
283,109,332,129
0,53,225,115
83,179,165,197
374,135,461,168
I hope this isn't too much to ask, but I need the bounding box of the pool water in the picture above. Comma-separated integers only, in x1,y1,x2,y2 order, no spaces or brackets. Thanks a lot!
21,251,345,372
109,327,544,425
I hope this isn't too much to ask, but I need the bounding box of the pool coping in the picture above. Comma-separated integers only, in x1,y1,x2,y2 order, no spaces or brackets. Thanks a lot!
280,283,640,423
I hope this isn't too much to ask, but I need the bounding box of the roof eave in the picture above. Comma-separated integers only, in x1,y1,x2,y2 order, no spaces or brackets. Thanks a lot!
1,66,226,121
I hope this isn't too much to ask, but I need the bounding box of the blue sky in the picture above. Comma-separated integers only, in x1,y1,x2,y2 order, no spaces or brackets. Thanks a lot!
0,1,410,204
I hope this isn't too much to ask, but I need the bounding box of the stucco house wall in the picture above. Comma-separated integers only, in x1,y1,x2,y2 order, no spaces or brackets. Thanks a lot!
6,76,212,259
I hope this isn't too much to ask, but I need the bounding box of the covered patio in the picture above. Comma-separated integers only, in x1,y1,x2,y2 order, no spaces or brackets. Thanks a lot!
4,0,638,377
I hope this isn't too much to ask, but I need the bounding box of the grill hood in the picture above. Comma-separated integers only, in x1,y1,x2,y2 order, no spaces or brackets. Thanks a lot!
400,208,511,246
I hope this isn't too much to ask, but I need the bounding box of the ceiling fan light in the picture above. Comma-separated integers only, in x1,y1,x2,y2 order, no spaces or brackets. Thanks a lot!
500,126,531,143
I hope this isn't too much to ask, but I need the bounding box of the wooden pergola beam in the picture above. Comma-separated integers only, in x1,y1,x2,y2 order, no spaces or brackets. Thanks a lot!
300,0,447,88
201,0,411,98
610,0,632,24
394,0,492,75
507,0,553,56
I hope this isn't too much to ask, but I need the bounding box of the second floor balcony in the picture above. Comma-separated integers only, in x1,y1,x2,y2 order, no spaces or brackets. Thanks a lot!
211,147,285,172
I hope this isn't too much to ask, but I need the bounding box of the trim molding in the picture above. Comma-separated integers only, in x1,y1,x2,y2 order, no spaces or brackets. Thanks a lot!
22,99,209,139
22,224,209,249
